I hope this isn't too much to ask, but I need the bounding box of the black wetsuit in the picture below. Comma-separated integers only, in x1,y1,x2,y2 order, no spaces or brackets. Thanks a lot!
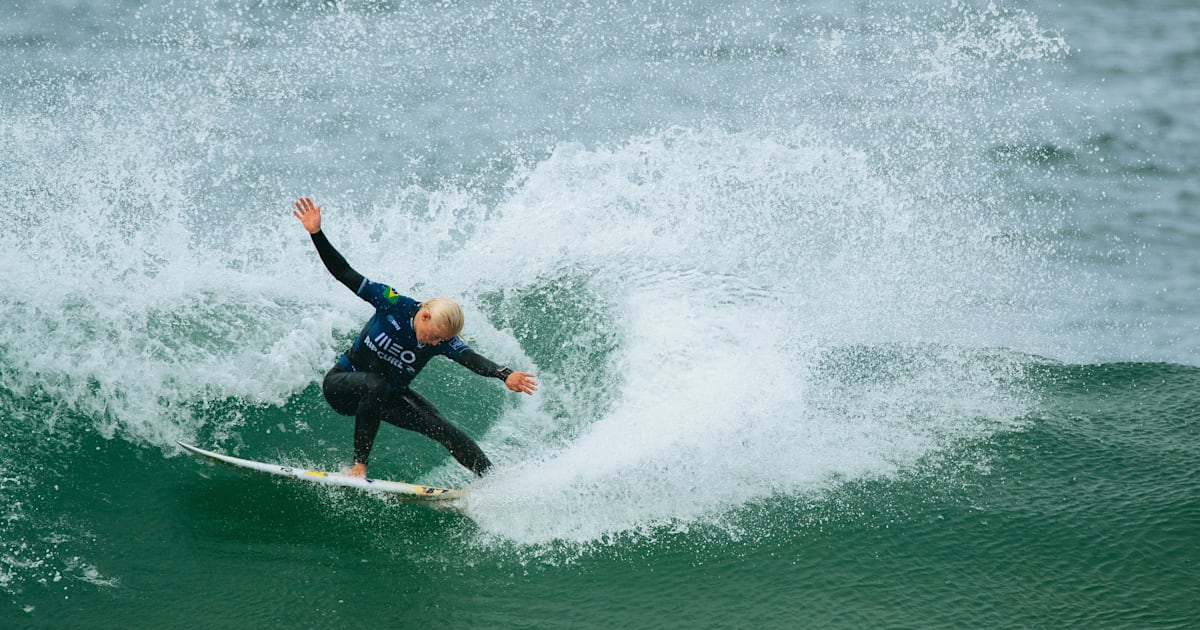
309,230,508,476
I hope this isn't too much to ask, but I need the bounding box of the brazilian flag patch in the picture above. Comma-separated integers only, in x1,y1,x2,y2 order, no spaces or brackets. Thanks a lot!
384,286,401,303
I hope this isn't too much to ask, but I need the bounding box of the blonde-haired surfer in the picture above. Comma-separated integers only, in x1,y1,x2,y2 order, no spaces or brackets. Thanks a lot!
293,197,537,478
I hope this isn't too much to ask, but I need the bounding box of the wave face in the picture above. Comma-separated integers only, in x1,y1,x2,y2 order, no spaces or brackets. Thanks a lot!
448,128,1044,543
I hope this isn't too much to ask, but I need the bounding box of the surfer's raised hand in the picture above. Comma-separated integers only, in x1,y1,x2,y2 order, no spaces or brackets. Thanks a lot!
292,197,322,234
505,371,538,395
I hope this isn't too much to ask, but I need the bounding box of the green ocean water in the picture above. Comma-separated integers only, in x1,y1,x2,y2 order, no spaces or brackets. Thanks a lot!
4,360,1198,627
3,0,1199,627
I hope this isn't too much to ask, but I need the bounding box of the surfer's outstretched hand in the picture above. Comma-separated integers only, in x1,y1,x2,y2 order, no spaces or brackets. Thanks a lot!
293,197,322,234
505,371,538,395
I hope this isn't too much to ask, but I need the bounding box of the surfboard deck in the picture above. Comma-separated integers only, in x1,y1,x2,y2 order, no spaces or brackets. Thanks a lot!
177,441,465,501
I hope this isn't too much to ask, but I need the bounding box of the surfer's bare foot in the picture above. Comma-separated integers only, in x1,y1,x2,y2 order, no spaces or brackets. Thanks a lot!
348,463,367,478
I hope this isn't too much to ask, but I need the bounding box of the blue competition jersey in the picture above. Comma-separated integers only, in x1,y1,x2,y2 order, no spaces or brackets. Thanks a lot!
337,279,471,388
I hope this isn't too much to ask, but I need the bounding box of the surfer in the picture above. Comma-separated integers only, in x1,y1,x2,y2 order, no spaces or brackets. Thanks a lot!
292,197,537,478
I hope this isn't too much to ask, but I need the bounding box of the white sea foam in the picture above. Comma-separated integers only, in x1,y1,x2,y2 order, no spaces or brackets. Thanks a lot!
449,127,1037,543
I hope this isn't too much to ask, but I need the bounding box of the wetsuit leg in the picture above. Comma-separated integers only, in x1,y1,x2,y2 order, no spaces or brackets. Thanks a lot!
322,368,390,465
380,388,493,477
322,367,493,476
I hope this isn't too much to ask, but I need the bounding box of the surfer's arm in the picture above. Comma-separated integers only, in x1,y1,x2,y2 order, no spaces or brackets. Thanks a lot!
454,350,539,395
293,197,366,293
309,230,366,293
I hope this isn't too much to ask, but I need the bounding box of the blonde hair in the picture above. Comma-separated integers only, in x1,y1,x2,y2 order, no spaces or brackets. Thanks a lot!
421,297,464,337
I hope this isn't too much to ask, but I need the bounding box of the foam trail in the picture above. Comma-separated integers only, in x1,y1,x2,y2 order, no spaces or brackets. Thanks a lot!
451,128,1036,544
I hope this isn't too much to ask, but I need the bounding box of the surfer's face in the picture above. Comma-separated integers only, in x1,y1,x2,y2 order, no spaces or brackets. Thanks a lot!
414,311,452,346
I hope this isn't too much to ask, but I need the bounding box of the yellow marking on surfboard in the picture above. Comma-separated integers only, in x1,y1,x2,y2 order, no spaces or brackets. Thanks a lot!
305,470,326,477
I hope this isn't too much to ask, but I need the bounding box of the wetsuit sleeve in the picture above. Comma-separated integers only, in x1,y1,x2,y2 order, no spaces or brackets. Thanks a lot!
453,348,512,381
310,230,366,294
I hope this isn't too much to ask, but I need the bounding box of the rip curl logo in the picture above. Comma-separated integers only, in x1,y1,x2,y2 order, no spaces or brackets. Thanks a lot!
366,331,417,371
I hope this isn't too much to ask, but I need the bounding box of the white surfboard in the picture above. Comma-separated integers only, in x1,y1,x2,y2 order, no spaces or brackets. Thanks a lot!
177,441,465,501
